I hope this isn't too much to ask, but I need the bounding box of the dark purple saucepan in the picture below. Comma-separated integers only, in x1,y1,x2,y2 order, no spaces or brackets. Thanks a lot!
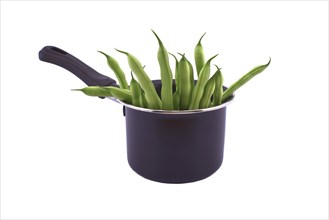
39,46,234,183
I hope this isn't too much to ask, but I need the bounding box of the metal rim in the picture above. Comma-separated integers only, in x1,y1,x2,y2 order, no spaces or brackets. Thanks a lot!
114,94,235,115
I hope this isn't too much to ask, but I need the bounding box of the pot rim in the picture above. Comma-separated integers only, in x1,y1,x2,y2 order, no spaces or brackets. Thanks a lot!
116,94,235,115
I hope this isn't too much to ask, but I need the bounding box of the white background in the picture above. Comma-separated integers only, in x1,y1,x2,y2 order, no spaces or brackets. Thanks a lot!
1,1,328,219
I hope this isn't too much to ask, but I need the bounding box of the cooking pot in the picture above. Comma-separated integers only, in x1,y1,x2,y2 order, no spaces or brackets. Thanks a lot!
39,46,234,183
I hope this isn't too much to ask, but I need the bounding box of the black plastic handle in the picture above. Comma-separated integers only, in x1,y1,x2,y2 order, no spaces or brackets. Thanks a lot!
39,46,118,87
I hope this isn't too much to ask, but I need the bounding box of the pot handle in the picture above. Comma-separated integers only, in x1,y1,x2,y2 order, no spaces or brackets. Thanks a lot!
39,46,118,87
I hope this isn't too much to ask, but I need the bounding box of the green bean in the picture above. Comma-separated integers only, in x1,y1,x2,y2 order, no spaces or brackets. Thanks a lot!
213,65,223,106
189,54,218,110
177,53,194,93
109,87,132,104
178,55,191,110
115,49,162,110
71,87,110,96
169,53,180,110
130,72,144,107
199,73,217,109
173,90,180,110
72,86,132,104
139,66,148,108
98,51,129,89
194,33,206,77
141,90,148,108
139,67,148,108
152,30,173,110
187,58,195,92
222,58,271,103
169,53,179,92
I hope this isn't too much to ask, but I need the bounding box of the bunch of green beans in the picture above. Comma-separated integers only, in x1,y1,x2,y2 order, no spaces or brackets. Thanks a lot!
73,31,271,111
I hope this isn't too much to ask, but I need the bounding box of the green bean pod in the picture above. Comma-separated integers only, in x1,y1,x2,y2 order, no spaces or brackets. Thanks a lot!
139,67,148,108
213,65,224,106
187,58,195,91
152,30,173,110
98,51,129,89
141,90,148,108
72,86,132,104
194,33,206,77
130,72,144,107
169,53,179,92
199,73,217,109
173,90,180,110
116,49,162,110
178,55,191,110
222,58,271,103
189,54,218,110
176,53,194,95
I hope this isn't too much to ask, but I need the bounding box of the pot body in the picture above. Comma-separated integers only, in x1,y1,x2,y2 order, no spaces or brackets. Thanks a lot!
124,106,227,183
